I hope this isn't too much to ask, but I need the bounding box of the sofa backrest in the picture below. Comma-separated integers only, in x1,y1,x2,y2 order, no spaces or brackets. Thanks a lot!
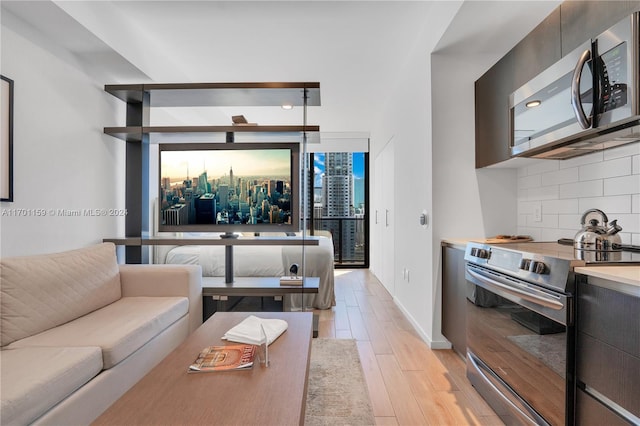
0,243,122,346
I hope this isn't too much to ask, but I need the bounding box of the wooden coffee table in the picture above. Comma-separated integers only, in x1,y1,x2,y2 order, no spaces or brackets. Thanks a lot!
93,311,313,425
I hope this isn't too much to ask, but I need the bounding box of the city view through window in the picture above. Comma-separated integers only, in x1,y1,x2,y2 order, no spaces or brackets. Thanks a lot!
312,152,367,267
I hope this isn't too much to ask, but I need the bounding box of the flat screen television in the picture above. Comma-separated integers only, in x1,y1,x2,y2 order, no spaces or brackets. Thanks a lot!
158,142,300,233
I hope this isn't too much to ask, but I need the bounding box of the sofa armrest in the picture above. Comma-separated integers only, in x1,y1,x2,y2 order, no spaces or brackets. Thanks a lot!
119,264,203,334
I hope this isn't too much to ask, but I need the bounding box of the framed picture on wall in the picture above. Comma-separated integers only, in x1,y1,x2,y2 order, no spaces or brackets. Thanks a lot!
1,75,13,202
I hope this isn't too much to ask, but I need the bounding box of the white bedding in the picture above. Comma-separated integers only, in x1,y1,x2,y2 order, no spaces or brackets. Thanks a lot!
161,236,336,310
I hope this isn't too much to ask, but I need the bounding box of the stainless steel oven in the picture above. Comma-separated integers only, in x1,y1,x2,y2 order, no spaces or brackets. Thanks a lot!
464,241,640,425
465,243,575,426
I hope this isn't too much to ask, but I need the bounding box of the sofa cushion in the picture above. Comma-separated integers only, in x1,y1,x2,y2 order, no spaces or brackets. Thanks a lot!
8,297,188,369
1,243,122,346
0,346,103,426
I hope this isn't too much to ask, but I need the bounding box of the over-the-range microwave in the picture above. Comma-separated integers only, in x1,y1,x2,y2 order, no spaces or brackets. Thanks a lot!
510,12,640,159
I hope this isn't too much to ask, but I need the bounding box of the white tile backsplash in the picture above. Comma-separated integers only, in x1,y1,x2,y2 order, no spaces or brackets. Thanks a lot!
541,167,579,186
604,174,640,196
526,185,560,201
518,174,542,189
558,214,582,229
518,144,640,244
578,195,632,214
525,160,559,176
518,226,542,241
559,180,603,199
611,213,640,234
526,214,559,228
541,228,573,241
579,157,632,181
542,199,579,214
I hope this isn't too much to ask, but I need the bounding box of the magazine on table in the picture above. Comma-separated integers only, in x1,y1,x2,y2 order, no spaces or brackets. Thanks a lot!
188,344,256,373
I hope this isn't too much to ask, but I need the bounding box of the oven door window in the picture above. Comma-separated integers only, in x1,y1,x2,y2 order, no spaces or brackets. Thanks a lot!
467,284,568,425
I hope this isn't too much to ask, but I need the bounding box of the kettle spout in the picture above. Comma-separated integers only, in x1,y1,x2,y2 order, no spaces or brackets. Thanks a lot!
606,219,623,235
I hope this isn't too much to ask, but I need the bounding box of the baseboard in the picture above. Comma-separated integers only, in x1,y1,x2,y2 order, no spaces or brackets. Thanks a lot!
391,296,452,350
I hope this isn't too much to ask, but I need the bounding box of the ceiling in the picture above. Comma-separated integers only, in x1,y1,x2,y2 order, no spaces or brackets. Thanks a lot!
1,1,560,140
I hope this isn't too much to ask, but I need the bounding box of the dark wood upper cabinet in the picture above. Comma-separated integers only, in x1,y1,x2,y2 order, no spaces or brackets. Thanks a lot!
511,9,562,90
474,53,515,169
560,1,640,55
474,1,640,168
475,7,561,168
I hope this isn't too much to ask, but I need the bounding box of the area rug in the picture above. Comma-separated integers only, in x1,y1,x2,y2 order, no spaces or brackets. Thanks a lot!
305,338,375,425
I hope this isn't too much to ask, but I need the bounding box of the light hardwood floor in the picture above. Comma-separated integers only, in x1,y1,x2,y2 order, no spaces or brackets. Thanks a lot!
315,269,504,426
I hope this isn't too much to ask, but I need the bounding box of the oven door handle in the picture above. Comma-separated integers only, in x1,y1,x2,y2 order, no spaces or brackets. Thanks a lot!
467,267,564,311
468,351,549,426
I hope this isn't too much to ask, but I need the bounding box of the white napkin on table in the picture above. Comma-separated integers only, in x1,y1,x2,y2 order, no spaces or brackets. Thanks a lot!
222,315,288,346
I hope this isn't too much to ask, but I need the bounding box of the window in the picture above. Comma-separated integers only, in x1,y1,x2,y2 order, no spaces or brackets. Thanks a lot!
308,152,369,267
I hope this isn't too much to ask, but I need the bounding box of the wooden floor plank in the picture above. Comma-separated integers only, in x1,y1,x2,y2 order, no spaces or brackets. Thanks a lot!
376,354,428,425
356,341,396,417
361,311,394,355
403,370,459,426
347,306,370,341
315,269,500,426
333,300,350,331
375,417,399,425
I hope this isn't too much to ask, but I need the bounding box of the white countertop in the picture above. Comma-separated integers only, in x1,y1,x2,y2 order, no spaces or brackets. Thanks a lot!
575,266,640,297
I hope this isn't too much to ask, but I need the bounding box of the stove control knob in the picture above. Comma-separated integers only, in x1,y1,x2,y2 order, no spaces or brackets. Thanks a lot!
531,261,548,275
470,248,490,259
477,249,490,259
520,259,532,270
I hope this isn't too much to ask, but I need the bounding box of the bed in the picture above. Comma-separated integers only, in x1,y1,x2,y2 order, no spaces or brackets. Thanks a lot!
154,233,336,310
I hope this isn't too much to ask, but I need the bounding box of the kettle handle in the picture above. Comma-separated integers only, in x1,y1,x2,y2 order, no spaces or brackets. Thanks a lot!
580,208,608,225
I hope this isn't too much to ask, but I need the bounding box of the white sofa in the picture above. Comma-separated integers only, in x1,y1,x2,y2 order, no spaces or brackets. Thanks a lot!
0,243,202,425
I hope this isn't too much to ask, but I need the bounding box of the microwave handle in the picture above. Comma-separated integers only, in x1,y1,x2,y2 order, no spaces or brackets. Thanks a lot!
571,48,592,129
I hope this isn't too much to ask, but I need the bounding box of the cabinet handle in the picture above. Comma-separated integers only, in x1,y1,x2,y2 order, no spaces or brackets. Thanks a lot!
385,209,389,227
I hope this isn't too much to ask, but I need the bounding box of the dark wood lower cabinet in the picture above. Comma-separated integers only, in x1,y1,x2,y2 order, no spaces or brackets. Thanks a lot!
575,388,630,426
576,278,640,423
441,244,467,358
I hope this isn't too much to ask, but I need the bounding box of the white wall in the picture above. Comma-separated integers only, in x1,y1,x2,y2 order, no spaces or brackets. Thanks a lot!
516,142,640,244
369,1,462,347
430,52,519,347
426,0,560,347
0,16,126,257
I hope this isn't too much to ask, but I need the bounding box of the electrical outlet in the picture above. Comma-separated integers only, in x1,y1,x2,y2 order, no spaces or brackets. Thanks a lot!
534,203,542,222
